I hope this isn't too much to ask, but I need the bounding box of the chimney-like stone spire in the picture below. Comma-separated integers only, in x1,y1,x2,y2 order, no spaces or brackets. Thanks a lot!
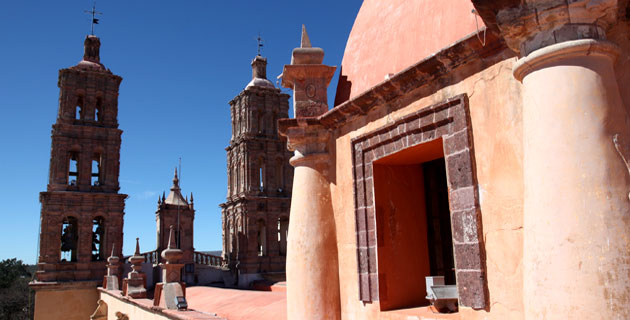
300,24,311,48
124,238,146,298
172,168,179,189
282,25,336,117
104,243,120,290
157,226,186,310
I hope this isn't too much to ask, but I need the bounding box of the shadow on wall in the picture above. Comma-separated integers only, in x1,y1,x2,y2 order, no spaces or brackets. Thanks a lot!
334,67,352,107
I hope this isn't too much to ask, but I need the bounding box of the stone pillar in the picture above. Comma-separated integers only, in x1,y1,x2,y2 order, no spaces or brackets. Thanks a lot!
125,238,146,298
476,0,630,317
280,25,340,320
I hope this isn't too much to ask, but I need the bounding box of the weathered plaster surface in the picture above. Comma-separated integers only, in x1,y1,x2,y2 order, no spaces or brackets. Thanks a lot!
34,286,99,320
330,57,524,319
334,0,482,105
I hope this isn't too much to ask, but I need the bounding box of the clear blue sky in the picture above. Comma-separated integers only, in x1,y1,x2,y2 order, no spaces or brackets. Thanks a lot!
0,1,362,264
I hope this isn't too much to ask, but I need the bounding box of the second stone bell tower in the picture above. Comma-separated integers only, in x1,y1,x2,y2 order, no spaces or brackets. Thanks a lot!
220,53,293,286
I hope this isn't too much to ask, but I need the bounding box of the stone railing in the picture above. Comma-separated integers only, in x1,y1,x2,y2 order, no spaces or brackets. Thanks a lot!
193,251,223,267
141,250,159,265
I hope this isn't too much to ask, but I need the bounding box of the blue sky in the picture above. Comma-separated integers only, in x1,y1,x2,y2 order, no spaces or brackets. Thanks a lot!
0,1,362,264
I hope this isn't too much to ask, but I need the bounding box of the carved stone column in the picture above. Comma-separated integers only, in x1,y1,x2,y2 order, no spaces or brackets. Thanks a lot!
474,0,630,317
279,26,341,320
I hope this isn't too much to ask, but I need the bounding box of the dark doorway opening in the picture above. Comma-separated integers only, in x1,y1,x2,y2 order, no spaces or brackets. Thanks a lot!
373,138,455,311
423,159,455,285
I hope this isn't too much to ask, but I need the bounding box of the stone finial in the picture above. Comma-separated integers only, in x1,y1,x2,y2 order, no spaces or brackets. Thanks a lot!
104,243,120,290
282,25,336,117
83,35,101,63
173,168,179,188
125,238,146,298
107,244,119,271
290,25,324,65
158,226,186,310
301,24,311,48
161,226,184,278
190,192,194,203
134,238,141,256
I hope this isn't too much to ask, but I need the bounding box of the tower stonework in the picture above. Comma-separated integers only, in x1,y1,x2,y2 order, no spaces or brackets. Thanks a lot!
156,169,195,265
220,55,293,286
31,35,126,320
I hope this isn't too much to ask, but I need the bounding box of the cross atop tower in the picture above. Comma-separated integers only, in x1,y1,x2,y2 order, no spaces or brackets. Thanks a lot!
256,33,264,56
84,1,102,35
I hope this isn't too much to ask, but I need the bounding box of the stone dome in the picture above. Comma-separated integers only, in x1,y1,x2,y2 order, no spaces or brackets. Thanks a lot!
334,0,483,105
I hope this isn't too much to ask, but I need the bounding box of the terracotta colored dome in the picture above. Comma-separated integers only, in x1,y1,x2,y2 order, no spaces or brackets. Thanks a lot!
334,0,483,105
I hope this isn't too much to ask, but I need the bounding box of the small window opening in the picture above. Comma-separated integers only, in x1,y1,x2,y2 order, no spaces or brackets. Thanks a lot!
257,219,266,256
91,217,104,261
60,217,78,262
75,96,84,120
278,217,289,256
68,152,79,186
95,97,103,123
91,155,101,186
259,167,264,191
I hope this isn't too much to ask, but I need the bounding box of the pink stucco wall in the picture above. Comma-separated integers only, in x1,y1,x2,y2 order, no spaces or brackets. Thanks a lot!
334,0,483,105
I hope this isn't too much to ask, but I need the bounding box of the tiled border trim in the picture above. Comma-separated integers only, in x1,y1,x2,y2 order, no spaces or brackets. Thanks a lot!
351,94,487,309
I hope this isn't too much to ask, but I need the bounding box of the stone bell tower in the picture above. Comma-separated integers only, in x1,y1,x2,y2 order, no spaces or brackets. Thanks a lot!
156,168,195,264
31,35,126,320
220,53,293,286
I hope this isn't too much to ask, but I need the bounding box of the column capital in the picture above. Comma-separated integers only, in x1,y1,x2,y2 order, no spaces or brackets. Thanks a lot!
278,118,330,167
513,38,620,80
473,0,619,56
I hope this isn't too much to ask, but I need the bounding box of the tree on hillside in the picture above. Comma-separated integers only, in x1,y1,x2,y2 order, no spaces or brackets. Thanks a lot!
0,258,33,320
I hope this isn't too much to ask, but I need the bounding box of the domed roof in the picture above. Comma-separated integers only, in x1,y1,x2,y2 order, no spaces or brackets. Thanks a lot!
334,0,483,105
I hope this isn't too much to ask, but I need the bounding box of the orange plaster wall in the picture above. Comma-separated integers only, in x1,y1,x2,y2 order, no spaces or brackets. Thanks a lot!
34,287,99,320
329,57,524,319
334,0,483,105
